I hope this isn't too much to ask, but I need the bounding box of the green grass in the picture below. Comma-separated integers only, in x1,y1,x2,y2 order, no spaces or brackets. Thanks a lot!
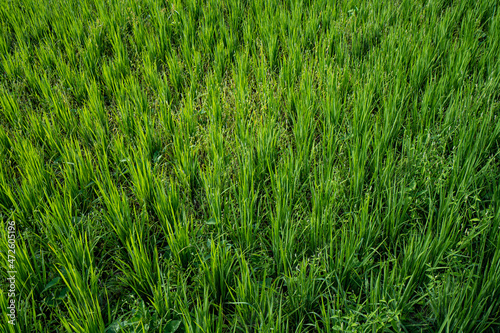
1,0,499,331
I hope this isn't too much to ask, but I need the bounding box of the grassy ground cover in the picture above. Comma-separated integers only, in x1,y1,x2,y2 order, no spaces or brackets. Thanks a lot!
1,0,500,331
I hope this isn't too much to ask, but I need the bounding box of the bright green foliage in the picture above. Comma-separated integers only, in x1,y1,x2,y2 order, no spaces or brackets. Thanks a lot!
1,0,500,331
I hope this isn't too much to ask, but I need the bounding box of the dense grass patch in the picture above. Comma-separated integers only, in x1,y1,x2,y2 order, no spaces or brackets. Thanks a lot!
1,0,500,331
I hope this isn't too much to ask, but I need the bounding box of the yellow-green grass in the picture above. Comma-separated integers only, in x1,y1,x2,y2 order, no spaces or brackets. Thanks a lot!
0,0,499,332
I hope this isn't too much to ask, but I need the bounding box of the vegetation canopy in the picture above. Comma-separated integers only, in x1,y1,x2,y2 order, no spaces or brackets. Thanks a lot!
0,0,499,332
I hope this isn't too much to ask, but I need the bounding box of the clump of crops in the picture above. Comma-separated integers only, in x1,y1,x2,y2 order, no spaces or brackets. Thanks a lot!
1,0,499,332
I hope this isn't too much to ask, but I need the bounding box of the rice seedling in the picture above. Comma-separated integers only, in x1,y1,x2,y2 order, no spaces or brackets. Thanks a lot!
1,0,499,331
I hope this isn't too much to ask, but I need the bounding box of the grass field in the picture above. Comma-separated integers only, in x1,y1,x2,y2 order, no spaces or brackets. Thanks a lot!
1,0,500,331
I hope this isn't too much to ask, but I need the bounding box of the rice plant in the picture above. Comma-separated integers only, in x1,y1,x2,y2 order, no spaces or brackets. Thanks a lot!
1,0,499,331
